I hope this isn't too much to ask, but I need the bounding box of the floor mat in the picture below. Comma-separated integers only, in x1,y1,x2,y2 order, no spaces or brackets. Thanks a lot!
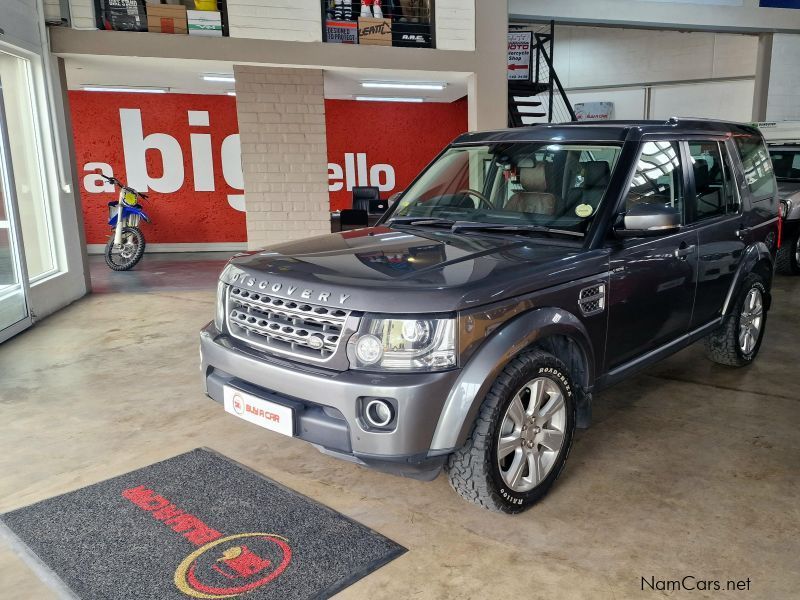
0,448,405,599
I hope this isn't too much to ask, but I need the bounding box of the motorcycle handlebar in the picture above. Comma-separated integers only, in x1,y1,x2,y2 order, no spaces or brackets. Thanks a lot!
98,172,148,199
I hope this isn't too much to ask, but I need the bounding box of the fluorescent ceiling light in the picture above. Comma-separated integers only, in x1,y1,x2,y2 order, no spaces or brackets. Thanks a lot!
83,85,167,93
203,74,235,83
355,96,424,103
362,81,446,91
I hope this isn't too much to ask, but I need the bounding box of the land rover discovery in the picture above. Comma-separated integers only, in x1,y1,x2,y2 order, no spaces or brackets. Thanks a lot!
200,119,779,513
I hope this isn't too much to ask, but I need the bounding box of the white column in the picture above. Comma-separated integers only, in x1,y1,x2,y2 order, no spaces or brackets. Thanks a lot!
233,66,331,250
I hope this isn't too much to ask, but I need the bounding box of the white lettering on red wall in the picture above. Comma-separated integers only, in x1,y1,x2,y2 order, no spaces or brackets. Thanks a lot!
70,92,467,243
327,153,396,192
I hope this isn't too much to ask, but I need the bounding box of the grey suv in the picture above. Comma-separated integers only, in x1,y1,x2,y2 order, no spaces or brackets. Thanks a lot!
200,119,779,513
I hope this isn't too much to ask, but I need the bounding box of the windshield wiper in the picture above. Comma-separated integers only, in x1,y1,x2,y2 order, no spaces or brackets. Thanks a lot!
450,221,584,238
387,217,456,227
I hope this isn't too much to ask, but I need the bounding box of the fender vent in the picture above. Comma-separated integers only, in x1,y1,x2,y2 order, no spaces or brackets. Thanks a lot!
578,283,606,316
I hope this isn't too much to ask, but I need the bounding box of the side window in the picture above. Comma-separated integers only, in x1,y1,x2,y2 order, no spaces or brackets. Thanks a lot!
687,141,733,222
734,134,776,200
626,141,684,218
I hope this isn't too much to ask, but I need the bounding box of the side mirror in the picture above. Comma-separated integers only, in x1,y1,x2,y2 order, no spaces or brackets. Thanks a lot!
616,203,681,237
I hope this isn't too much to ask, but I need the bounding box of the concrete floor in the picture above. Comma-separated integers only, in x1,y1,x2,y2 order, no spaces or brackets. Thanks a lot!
1,253,799,599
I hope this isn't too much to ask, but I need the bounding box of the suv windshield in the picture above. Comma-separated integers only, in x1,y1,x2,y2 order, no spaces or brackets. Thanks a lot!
768,148,800,181
390,142,623,236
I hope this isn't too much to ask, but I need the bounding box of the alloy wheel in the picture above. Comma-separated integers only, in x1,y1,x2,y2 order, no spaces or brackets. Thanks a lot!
795,238,800,267
496,376,567,493
739,287,763,355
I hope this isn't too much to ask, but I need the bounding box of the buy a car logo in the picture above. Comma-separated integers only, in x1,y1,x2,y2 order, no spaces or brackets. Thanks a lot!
175,533,292,599
122,485,292,598
232,393,244,415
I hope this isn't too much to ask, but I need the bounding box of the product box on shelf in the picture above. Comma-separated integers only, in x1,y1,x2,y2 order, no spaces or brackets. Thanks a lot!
358,17,391,46
392,22,432,47
187,9,222,36
101,0,148,32
326,20,359,43
146,3,187,34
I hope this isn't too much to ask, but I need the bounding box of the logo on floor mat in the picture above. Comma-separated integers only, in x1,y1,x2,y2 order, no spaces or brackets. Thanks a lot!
175,533,292,599
122,485,292,598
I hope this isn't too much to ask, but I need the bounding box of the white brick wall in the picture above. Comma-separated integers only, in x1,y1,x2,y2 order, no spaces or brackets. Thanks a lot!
233,66,330,249
554,26,757,89
227,0,322,42
435,0,475,51
69,0,95,29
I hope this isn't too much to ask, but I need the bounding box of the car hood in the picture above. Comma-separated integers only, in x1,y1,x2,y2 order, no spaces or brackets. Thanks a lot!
223,226,609,313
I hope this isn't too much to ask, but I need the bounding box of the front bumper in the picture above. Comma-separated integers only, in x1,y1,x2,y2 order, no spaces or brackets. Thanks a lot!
200,323,460,479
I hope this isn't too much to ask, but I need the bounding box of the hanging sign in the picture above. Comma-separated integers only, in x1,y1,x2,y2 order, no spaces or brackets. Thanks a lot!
759,0,800,7
508,31,533,81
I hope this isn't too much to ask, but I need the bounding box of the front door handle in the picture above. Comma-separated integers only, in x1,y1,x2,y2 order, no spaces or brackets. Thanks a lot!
675,243,696,259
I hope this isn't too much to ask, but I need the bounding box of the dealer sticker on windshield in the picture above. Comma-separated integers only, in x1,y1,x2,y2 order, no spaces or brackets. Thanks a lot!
223,386,294,437
575,203,593,218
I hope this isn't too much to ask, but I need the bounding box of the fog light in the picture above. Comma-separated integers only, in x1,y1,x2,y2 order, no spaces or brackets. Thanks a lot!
355,334,383,365
365,399,394,428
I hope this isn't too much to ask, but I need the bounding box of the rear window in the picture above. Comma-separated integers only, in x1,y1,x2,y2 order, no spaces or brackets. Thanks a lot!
734,134,776,200
768,148,800,181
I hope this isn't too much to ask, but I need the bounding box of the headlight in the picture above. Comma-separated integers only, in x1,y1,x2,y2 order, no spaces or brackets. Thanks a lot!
214,279,227,332
348,316,457,372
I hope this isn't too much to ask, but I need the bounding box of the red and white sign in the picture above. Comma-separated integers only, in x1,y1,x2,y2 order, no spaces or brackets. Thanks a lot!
70,92,467,244
324,98,467,210
223,386,294,437
70,91,246,245
508,31,533,81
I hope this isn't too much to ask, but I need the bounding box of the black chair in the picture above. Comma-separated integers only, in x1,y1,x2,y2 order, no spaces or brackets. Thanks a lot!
352,186,380,212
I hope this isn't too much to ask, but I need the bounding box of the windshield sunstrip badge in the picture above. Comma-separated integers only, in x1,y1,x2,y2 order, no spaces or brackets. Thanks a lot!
230,272,351,305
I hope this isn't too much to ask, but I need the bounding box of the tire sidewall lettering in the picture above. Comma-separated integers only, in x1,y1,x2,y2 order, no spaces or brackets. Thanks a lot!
490,360,574,505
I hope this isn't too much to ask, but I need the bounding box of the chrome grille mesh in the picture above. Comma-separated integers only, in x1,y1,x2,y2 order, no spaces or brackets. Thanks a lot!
226,287,350,361
578,283,606,316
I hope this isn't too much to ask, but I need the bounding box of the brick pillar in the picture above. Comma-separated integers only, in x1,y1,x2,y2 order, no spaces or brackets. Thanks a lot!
233,65,330,250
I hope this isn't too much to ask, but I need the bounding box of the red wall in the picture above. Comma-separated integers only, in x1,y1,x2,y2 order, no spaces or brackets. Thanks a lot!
325,98,468,210
70,92,467,244
70,91,246,245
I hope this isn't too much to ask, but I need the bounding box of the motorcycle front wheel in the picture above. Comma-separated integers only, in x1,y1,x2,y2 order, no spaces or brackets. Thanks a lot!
104,226,146,271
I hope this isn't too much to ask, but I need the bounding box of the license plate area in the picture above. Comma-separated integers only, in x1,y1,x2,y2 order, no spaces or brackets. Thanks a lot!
223,386,294,437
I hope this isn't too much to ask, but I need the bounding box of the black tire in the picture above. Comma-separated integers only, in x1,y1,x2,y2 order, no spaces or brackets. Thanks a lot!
445,349,576,513
775,235,800,275
703,273,768,367
104,226,146,271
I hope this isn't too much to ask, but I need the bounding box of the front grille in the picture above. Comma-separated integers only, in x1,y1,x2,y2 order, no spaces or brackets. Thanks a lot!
226,287,350,362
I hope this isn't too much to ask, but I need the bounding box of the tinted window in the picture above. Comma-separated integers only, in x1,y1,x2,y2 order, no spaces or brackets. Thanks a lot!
735,135,776,199
768,148,800,181
687,141,737,222
626,141,684,217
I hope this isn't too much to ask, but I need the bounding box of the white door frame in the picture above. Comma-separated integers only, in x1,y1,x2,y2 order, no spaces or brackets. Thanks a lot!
0,76,33,343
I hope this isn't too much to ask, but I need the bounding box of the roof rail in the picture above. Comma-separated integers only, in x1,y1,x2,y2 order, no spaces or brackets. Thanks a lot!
667,117,679,126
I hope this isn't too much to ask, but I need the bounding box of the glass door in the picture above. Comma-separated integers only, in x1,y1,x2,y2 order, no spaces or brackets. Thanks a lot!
0,77,31,343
